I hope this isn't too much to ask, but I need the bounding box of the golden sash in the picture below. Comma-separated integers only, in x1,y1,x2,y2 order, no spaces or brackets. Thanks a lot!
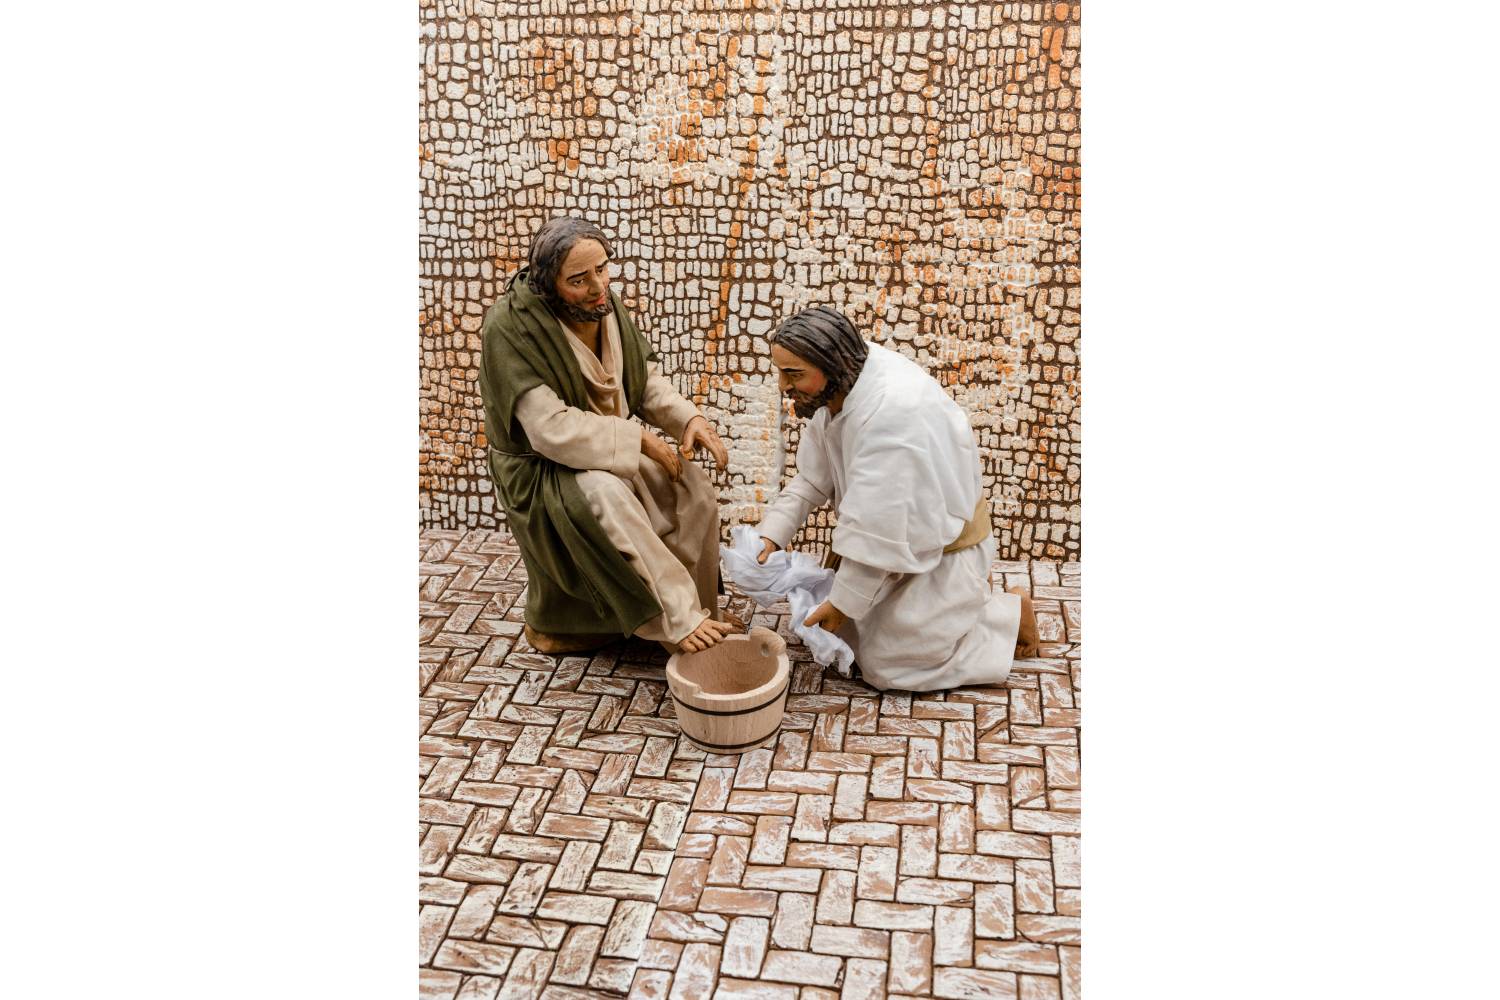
942,496,993,554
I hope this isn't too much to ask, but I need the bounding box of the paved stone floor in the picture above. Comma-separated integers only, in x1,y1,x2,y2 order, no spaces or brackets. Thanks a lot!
420,527,1081,1000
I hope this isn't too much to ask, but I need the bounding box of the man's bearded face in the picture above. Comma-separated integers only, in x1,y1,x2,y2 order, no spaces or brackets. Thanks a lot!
771,344,836,418
552,239,613,324
788,382,840,418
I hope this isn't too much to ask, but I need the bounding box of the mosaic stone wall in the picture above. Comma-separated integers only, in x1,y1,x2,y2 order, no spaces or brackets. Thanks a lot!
419,0,1080,561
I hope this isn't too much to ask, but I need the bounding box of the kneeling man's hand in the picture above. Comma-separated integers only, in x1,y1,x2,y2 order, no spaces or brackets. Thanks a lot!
803,600,848,635
679,415,729,471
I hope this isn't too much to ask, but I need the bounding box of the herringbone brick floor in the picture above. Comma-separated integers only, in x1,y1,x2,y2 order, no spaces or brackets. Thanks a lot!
419,528,1081,1000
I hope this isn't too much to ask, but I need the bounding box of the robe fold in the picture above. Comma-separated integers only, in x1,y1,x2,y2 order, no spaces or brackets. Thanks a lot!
757,341,1022,691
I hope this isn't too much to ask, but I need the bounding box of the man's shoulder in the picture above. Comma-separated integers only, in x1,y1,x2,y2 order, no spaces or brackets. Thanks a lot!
481,279,529,340
855,348,957,426
482,290,511,319
479,299,510,358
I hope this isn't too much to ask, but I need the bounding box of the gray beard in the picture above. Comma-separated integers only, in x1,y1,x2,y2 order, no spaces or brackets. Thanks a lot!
553,296,613,326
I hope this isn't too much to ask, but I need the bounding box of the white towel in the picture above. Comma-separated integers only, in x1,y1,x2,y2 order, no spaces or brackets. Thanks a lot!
720,525,856,678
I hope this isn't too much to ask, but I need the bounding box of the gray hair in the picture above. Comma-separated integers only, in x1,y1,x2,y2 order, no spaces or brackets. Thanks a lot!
526,217,613,309
769,306,869,398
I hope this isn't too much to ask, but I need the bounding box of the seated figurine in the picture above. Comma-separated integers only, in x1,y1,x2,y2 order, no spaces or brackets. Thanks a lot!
479,217,739,655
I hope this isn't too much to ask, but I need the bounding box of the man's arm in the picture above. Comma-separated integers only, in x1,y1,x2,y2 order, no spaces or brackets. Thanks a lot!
827,560,896,621
514,384,641,477
805,559,896,635
639,363,729,470
637,363,701,441
756,474,829,553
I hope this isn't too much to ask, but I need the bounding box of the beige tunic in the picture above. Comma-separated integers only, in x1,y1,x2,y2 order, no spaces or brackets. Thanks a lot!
512,313,720,644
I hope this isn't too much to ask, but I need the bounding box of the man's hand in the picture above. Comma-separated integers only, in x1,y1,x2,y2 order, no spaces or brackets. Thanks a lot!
641,427,681,482
756,537,780,565
679,415,729,470
803,600,848,635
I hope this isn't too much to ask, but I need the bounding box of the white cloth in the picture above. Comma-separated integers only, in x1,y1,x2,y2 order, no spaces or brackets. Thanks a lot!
719,525,856,677
757,341,1021,691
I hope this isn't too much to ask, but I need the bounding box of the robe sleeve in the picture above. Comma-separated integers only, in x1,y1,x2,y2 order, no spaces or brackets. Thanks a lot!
757,419,835,549
514,384,641,477
636,362,701,440
828,558,897,621
756,474,828,550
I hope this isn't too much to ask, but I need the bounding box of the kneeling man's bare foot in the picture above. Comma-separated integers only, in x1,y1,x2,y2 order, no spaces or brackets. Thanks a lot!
676,616,739,654
1007,586,1040,659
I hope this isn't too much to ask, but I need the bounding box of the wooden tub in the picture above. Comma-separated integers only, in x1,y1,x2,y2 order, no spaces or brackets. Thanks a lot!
666,627,791,755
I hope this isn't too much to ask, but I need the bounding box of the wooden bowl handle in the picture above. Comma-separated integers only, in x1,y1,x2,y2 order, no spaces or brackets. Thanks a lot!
753,628,787,660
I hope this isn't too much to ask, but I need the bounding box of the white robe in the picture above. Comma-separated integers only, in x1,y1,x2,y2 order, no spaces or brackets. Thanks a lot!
757,341,1021,691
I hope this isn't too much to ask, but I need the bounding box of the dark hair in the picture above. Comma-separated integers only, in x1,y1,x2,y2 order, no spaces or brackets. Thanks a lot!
526,217,613,310
769,306,869,397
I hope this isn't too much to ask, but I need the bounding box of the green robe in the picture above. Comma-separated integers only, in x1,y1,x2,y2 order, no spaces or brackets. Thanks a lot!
479,268,664,637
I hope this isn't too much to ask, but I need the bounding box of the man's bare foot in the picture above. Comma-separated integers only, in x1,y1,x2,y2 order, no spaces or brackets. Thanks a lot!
1008,586,1040,659
677,616,738,654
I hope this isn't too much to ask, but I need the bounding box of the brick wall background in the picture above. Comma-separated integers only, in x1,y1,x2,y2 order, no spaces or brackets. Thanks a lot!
419,0,1080,561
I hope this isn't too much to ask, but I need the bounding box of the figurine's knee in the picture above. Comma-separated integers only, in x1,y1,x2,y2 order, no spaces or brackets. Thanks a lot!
574,469,637,517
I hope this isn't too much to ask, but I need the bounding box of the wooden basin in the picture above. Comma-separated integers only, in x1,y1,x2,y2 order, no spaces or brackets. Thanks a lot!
666,627,790,755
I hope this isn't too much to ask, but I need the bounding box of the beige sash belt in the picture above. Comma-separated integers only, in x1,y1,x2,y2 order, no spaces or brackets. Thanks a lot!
942,496,993,554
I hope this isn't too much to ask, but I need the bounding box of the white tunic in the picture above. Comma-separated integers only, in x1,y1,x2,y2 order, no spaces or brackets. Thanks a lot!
757,342,1021,691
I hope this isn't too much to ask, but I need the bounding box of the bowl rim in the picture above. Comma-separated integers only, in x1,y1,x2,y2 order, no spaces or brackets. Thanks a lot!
665,630,790,704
